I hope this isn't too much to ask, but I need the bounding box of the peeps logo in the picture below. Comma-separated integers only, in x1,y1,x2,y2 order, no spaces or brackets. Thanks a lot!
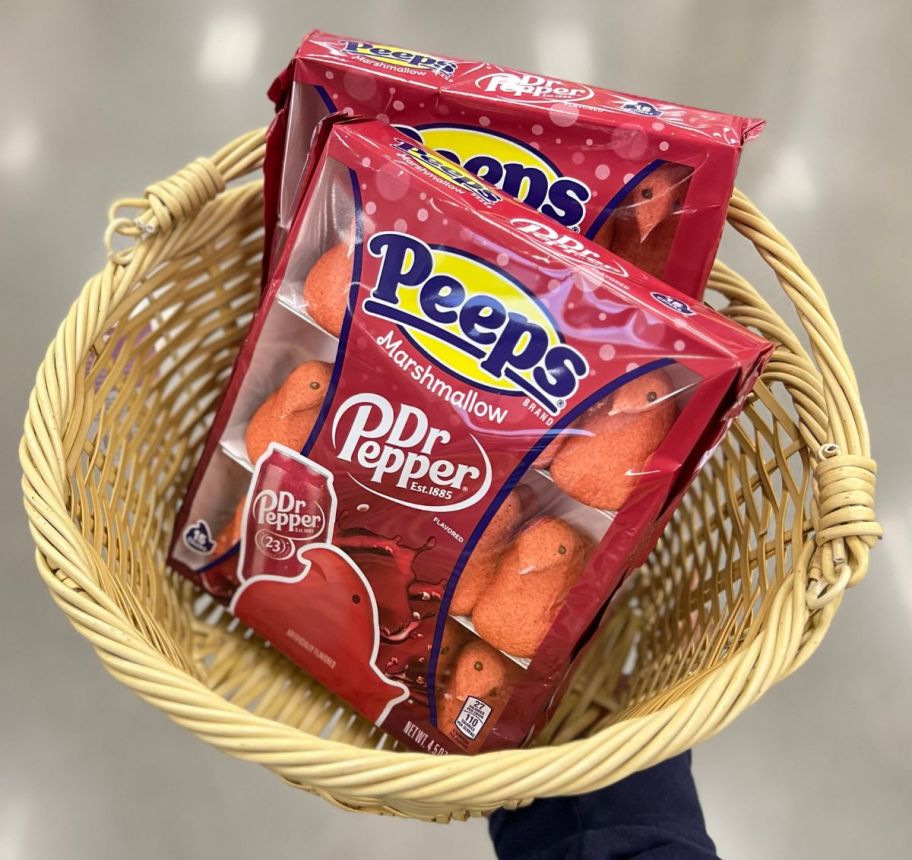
651,292,695,316
403,125,591,230
183,520,214,555
341,41,457,79
622,100,663,117
363,232,589,414
474,72,594,103
391,139,500,205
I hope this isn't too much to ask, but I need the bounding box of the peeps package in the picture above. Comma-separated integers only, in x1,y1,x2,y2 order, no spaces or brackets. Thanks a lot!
264,30,763,299
170,117,772,755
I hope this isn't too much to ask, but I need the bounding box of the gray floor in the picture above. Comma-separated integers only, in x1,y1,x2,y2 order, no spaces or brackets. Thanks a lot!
2,2,910,858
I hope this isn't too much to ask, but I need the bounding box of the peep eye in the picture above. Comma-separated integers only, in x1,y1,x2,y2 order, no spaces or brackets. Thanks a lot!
474,661,484,672
641,187,653,199
351,594,361,604
557,544,567,555
646,391,658,403
310,381,321,390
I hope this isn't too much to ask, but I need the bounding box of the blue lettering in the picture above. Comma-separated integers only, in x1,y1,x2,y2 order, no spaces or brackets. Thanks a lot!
343,43,456,78
426,141,591,229
368,233,432,303
541,178,590,228
502,163,549,210
392,141,500,204
420,275,464,324
479,313,549,377
534,345,589,399
459,296,506,345
464,155,505,187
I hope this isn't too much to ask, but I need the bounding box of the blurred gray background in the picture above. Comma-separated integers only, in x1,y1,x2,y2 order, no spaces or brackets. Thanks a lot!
2,2,910,858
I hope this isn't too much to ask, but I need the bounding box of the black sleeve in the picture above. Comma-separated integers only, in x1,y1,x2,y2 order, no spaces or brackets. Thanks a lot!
488,751,721,860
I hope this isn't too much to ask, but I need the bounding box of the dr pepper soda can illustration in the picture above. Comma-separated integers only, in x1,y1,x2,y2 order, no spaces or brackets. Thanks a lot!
237,443,336,582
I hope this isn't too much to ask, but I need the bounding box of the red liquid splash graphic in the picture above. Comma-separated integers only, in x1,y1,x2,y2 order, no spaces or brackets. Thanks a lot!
335,526,443,708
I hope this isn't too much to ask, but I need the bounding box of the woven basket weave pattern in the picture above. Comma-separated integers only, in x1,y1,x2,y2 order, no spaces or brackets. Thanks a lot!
20,129,880,821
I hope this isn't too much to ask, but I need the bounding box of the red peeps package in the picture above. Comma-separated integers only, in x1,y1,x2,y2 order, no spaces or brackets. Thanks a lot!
264,30,763,298
169,117,772,754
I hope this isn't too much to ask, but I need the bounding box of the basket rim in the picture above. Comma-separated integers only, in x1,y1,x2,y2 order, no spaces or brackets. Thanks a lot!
20,128,882,816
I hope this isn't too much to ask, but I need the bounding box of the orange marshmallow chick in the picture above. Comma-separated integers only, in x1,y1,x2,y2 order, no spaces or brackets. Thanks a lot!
610,217,678,279
434,620,473,715
213,498,245,558
594,164,692,278
245,360,333,463
438,640,513,740
302,242,354,336
625,163,692,240
450,488,528,616
438,619,470,679
474,487,526,553
532,431,566,469
550,369,677,510
449,550,500,617
472,517,590,658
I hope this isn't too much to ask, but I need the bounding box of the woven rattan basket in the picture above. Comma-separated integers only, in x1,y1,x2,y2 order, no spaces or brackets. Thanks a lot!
21,128,882,821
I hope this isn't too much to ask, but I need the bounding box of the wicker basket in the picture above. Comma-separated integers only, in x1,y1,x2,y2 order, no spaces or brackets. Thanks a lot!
20,128,881,822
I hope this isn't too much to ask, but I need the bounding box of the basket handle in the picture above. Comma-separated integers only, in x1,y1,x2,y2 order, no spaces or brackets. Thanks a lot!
104,128,266,266
726,190,881,608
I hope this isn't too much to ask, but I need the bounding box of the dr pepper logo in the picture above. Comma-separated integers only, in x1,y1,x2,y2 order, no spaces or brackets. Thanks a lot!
341,40,457,79
362,232,589,414
510,217,629,277
331,392,492,512
474,71,594,103
251,488,327,543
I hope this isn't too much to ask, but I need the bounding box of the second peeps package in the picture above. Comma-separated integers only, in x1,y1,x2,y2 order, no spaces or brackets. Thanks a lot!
169,117,772,755
264,30,764,298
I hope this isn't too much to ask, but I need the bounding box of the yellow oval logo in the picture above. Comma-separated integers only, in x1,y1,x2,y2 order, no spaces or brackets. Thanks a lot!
362,232,588,414
405,125,591,229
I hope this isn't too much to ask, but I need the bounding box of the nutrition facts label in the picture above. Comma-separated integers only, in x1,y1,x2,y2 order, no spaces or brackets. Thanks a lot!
455,696,492,740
